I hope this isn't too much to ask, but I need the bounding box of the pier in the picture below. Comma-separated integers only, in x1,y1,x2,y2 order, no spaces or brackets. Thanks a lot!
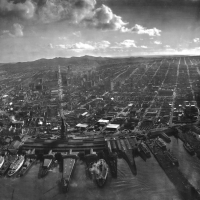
146,139,200,200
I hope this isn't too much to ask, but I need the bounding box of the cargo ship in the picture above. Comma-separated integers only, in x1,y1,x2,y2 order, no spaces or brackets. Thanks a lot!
89,159,109,188
7,155,25,177
38,150,54,178
61,153,78,192
18,153,36,177
160,133,171,143
155,137,167,150
0,156,12,176
183,142,195,155
0,156,5,169
164,150,179,166
138,142,151,158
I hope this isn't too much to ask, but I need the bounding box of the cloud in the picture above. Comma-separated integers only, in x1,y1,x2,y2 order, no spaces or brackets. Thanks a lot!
73,31,81,37
13,23,24,37
54,40,111,52
2,29,13,37
0,0,130,32
0,0,36,19
58,37,67,40
69,42,95,50
37,1,131,32
165,45,171,48
0,0,161,36
55,42,95,52
154,40,162,44
83,4,128,31
49,43,54,49
38,0,96,24
141,45,147,48
115,40,137,48
126,24,161,36
193,38,200,43
95,40,110,49
1,23,23,37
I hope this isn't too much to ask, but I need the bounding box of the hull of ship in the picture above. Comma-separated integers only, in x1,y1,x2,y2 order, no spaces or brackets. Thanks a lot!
139,143,151,159
39,159,53,178
183,143,195,155
7,157,25,177
0,157,5,169
96,177,107,188
0,160,11,176
94,160,109,188
18,159,36,177
155,140,166,150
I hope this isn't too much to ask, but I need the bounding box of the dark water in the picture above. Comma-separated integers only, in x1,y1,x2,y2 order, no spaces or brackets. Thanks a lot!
166,137,200,193
1,137,200,200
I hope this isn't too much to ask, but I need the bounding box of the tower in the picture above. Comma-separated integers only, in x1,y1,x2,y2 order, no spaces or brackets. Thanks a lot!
60,117,66,140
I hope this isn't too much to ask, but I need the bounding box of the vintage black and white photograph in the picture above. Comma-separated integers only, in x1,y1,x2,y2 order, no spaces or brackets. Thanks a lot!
0,0,200,200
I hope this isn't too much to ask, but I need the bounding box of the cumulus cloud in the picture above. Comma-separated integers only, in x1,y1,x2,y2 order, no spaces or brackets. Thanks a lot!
54,40,111,52
83,4,128,31
95,40,110,49
37,0,97,24
55,42,95,52
126,24,161,36
118,40,137,48
58,37,67,40
0,0,36,19
69,42,95,50
193,38,200,43
154,40,162,44
109,40,136,49
141,45,147,48
13,23,24,36
38,2,128,31
73,31,81,37
2,23,23,37
49,43,54,48
0,0,161,35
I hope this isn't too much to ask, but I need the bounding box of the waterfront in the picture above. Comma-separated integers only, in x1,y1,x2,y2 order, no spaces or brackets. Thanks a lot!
2,136,200,200
167,137,200,193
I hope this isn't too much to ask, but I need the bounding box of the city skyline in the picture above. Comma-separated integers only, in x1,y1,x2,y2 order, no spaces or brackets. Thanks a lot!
1,0,200,62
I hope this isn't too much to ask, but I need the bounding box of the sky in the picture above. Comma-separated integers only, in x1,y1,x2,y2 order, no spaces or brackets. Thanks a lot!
1,0,200,62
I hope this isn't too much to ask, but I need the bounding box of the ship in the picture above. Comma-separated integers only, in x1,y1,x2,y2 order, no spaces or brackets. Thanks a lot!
7,155,25,177
138,142,151,158
61,152,78,192
160,133,171,143
38,150,54,178
18,150,36,177
164,150,179,166
89,159,109,188
155,137,167,150
0,156,5,169
183,142,195,155
0,155,13,176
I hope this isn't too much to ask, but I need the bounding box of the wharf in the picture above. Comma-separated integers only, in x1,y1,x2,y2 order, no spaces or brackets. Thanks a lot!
176,126,200,157
20,137,106,153
106,136,137,175
146,140,200,200
61,153,78,192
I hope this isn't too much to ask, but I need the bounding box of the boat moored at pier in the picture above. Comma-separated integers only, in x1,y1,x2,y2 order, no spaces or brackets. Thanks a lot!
7,155,25,177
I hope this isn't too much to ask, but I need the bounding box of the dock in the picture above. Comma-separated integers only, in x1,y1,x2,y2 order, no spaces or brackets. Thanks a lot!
146,139,200,200
61,150,78,192
105,136,137,175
